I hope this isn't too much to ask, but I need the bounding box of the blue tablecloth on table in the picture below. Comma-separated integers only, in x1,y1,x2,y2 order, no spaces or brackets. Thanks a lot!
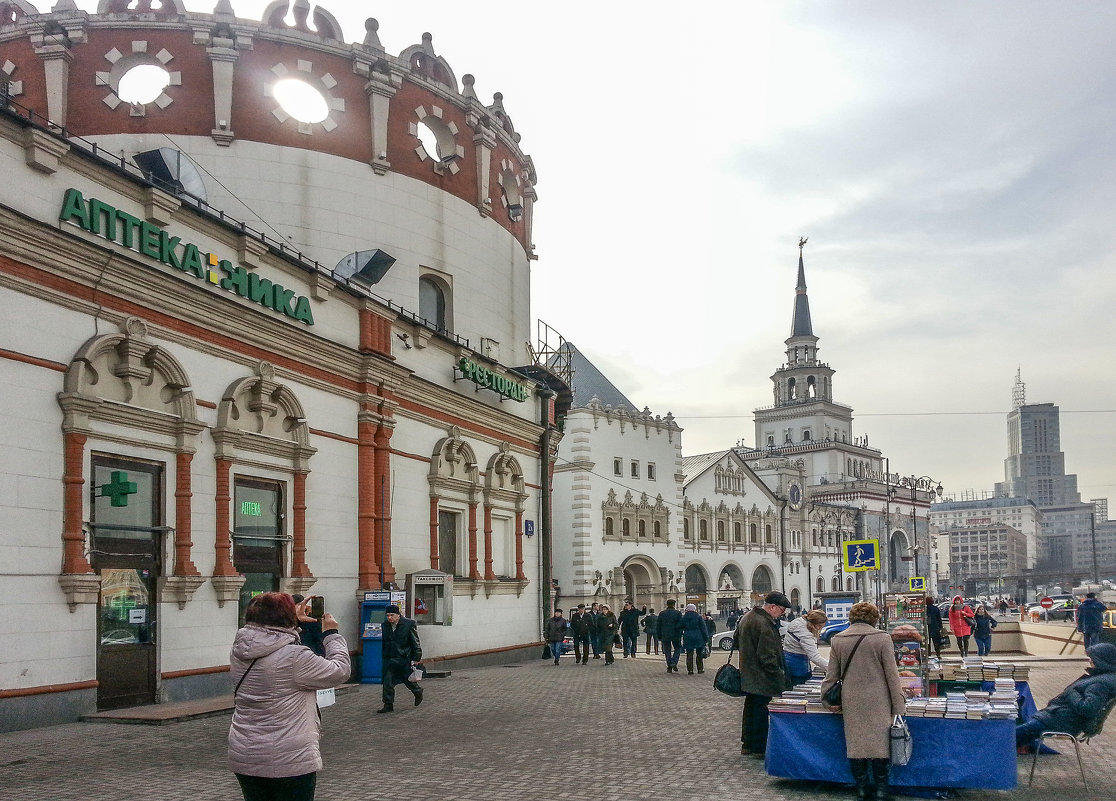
766,713,1017,789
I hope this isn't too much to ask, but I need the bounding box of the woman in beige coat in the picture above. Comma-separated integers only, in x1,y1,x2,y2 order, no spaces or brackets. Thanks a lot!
820,602,905,801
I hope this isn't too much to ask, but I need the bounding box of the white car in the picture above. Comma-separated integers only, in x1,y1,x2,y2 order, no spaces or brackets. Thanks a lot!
712,630,736,651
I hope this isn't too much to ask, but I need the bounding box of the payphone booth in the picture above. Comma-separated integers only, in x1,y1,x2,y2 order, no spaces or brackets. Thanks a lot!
359,590,406,684
405,569,453,626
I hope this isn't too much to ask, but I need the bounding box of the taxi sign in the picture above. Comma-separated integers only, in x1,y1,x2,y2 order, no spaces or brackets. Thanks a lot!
1040,596,1054,609
909,577,927,592
843,539,880,572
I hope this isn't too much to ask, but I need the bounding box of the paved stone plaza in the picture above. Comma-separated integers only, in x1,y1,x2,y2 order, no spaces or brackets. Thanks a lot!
0,650,1109,801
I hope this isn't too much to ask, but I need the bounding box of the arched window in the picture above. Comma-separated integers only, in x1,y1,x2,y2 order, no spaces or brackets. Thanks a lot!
638,519,646,537
764,524,772,544
816,576,824,592
812,529,818,546
749,523,757,543
622,518,630,537
699,520,708,541
846,577,854,592
419,275,449,332
605,517,614,537
733,522,741,543
717,521,725,541
654,521,662,538
683,519,690,540
803,429,811,442
831,577,840,592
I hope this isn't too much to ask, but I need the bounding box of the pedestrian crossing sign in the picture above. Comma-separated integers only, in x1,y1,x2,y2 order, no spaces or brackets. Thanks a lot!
843,539,880,572
909,577,927,592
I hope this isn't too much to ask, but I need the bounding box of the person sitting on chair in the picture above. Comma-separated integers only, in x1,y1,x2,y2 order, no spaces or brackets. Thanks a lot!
1016,643,1116,748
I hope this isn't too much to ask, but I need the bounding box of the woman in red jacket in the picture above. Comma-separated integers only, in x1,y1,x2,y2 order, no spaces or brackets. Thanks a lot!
947,595,974,657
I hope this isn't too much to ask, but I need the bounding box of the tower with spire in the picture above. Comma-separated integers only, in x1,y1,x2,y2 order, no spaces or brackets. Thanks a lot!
752,240,859,473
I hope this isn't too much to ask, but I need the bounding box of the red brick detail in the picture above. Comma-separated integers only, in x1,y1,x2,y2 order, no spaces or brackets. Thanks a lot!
374,422,395,585
359,307,393,356
173,451,199,576
483,503,495,580
291,471,312,578
61,431,92,575
515,509,525,580
428,496,439,570
357,417,380,587
213,458,236,576
467,501,480,580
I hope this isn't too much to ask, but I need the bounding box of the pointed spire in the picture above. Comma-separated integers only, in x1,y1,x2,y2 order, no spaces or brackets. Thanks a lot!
791,237,813,337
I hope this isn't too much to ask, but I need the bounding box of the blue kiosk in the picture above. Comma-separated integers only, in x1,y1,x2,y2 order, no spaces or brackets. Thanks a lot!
359,590,405,684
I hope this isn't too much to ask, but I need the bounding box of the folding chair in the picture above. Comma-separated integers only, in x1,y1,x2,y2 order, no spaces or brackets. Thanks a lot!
1028,694,1116,791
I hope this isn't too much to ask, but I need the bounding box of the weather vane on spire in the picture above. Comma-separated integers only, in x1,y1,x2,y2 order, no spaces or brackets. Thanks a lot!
798,236,808,252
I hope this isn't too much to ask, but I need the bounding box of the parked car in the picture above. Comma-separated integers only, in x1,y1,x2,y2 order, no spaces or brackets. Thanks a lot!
713,630,736,651
818,620,850,645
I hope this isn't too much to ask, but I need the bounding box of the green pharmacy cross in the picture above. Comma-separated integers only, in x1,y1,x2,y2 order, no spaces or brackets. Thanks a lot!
100,471,138,507
109,593,138,619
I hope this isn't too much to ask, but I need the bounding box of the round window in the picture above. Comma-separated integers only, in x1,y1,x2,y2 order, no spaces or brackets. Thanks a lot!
117,64,170,105
273,79,329,124
415,120,442,160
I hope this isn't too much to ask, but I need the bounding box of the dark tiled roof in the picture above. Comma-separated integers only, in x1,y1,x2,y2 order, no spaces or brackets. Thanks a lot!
550,342,637,410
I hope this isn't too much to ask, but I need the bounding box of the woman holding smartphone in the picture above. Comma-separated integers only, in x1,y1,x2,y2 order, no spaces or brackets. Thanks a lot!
228,593,350,801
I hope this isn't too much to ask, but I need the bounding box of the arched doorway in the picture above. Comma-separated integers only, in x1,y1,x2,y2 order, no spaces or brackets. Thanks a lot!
751,565,775,596
622,558,660,606
888,529,911,586
685,564,710,613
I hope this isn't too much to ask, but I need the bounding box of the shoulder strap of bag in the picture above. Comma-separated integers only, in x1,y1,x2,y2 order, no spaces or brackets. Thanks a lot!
233,658,259,697
835,634,868,681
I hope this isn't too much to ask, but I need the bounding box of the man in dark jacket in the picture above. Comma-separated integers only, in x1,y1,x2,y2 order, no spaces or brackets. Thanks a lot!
1077,593,1107,649
378,604,423,713
737,591,790,756
642,608,660,654
702,612,717,649
545,608,569,665
925,596,943,658
656,598,684,673
570,603,593,664
618,600,647,658
1016,643,1116,746
588,602,603,659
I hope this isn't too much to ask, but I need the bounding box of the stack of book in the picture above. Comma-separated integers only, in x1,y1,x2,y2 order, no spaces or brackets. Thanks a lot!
928,658,1031,682
769,679,833,714
944,692,969,719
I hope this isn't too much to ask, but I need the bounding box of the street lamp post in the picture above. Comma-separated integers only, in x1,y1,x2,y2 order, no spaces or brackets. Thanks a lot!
883,462,943,589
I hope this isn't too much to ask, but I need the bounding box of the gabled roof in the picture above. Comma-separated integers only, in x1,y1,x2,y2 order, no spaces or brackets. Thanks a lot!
681,451,731,485
551,342,637,410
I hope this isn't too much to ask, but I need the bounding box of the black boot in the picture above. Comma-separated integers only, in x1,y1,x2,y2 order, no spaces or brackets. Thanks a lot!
376,704,393,713
849,759,871,801
870,759,891,801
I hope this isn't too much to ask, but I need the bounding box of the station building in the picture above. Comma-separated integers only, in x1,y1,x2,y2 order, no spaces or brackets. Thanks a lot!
0,0,566,730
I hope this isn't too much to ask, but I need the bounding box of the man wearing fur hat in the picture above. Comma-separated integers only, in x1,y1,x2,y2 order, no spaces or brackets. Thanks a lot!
1016,643,1116,748
377,604,423,713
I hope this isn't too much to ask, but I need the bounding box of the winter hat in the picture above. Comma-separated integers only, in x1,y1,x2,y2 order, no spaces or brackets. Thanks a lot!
685,603,698,612
1087,643,1116,671
385,604,401,614
764,591,792,609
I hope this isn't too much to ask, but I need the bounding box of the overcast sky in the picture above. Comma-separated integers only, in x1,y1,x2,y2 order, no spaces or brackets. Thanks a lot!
70,1,1116,504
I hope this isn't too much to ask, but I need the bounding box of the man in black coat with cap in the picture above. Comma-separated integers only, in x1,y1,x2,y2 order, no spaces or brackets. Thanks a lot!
378,604,423,713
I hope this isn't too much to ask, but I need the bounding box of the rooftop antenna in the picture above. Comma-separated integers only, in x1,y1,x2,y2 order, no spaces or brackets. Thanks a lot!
1011,366,1026,410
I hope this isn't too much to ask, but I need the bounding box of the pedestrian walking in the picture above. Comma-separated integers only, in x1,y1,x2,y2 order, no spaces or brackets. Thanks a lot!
1077,592,1107,649
737,591,790,757
545,608,569,665
228,592,350,801
947,595,974,657
618,600,646,658
570,603,593,664
377,604,423,713
971,605,997,656
588,602,603,659
642,608,660,654
656,598,683,673
925,596,943,659
681,604,707,675
596,603,619,665
702,611,717,651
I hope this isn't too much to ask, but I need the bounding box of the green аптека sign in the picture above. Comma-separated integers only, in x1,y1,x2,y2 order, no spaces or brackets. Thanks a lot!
458,357,529,402
59,188,314,325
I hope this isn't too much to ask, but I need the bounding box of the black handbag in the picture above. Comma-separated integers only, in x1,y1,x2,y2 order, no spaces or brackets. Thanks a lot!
713,638,744,697
822,633,867,707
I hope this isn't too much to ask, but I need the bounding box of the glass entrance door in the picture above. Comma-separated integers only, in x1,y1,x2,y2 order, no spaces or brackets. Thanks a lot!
91,457,161,710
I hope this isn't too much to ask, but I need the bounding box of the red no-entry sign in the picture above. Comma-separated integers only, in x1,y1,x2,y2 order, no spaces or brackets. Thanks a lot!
1040,597,1054,609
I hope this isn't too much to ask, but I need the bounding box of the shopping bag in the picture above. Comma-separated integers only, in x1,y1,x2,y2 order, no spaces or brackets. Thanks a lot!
408,664,425,683
889,715,912,766
713,662,744,696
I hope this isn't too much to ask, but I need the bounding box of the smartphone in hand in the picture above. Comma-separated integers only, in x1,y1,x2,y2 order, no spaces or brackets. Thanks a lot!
308,596,325,619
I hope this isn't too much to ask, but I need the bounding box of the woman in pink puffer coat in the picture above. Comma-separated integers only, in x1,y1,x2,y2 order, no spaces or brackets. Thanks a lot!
228,592,351,801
